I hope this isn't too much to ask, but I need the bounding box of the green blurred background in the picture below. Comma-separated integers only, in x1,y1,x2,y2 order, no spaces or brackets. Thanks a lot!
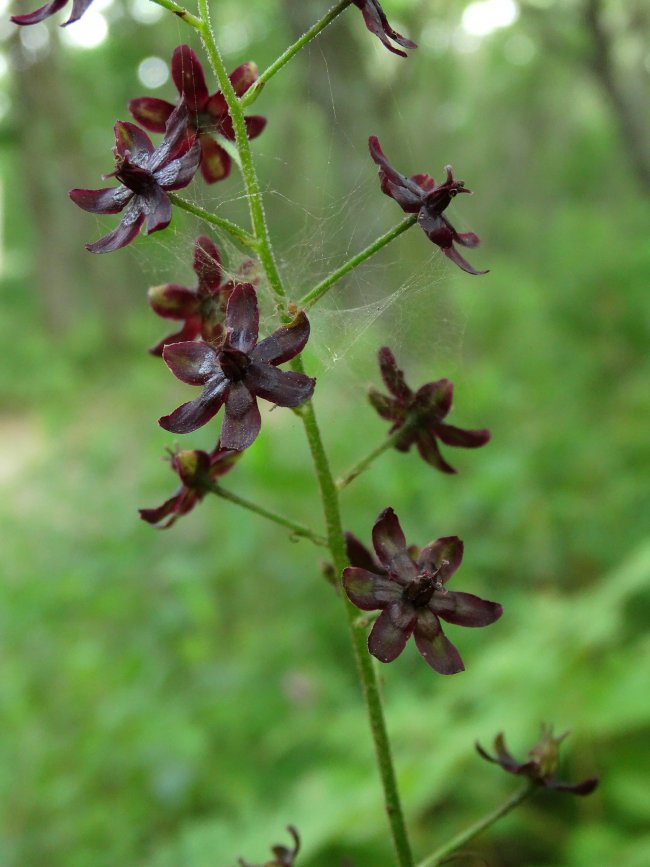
1,0,649,864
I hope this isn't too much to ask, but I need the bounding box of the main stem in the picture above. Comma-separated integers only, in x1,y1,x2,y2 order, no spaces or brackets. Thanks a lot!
416,784,534,867
196,10,413,863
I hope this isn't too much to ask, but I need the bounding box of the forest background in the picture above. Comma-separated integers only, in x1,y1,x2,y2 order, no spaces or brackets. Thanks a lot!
1,0,649,865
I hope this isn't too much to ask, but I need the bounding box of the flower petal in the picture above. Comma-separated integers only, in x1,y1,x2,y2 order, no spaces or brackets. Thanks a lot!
344,532,383,573
414,611,464,674
163,341,220,384
171,44,209,112
193,235,222,292
246,363,315,408
545,777,599,796
377,346,412,401
140,188,172,235
229,62,259,96
417,536,463,583
368,136,424,212
368,604,416,663
225,284,259,352
198,134,231,183
148,283,199,320
159,378,228,434
114,121,155,163
139,491,188,529
433,590,502,627
10,0,67,25
245,115,267,140
220,382,261,450
343,567,402,610
442,244,489,276
251,311,310,365
154,140,201,191
85,206,145,254
372,507,417,579
149,318,202,357
128,98,175,133
414,378,453,418
149,103,194,173
353,0,417,57
367,388,403,423
64,0,93,24
415,431,457,474
69,186,133,215
436,422,491,449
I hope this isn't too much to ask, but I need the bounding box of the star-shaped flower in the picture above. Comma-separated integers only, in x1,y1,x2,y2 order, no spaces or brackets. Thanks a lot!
69,104,200,253
160,284,315,450
353,0,416,56
10,0,92,26
368,347,490,473
342,508,502,674
129,45,266,184
368,135,486,274
147,235,258,356
139,444,240,529
476,726,599,796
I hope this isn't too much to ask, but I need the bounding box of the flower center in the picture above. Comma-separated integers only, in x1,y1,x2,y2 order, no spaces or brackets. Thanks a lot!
115,158,157,196
403,570,444,608
218,346,250,382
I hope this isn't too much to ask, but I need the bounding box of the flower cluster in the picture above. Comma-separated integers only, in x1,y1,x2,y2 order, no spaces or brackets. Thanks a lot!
238,825,300,867
369,135,486,274
476,726,599,796
130,45,266,184
353,0,416,57
70,103,200,253
368,347,490,473
343,508,502,674
160,284,315,450
147,235,258,355
140,444,240,529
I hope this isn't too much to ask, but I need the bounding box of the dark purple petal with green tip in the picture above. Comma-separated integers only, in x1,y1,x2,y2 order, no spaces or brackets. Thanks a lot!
221,382,260,450
247,363,315,408
415,378,453,418
199,135,231,183
414,610,464,674
251,311,310,365
417,536,463,583
114,121,154,162
368,605,416,662
367,387,403,422
372,508,417,579
225,284,259,353
378,346,412,401
229,61,259,97
163,341,219,385
433,590,503,627
342,567,402,610
171,45,209,112
148,283,199,320
128,98,175,133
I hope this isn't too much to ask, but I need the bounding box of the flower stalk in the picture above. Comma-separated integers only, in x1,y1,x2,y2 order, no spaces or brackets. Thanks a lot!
149,0,201,28
416,784,535,867
299,214,417,309
168,193,257,249
337,424,411,490
240,0,354,108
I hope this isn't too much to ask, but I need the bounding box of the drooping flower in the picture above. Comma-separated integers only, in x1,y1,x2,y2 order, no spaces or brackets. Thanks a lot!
368,135,487,274
160,284,315,450
238,825,300,867
11,0,92,26
342,508,502,674
476,726,599,796
368,347,490,474
147,235,259,355
129,45,266,184
139,444,240,529
70,103,200,253
352,0,416,56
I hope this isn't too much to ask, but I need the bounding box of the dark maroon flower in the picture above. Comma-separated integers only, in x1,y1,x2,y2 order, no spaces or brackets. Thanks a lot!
368,347,490,474
353,0,416,57
368,136,486,274
11,0,91,26
129,45,266,184
147,235,258,355
139,443,240,529
160,284,315,450
342,508,502,674
476,726,599,796
239,825,300,867
70,104,200,253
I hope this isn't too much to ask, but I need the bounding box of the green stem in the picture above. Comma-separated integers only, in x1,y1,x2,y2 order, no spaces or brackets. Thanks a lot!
240,0,354,109
149,0,202,28
292,360,414,867
337,425,407,491
299,214,418,309
209,483,327,547
168,194,257,249
416,785,535,867
196,1,287,306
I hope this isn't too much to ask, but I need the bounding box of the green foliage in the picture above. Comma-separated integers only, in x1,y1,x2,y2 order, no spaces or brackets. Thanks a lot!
1,1,649,865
